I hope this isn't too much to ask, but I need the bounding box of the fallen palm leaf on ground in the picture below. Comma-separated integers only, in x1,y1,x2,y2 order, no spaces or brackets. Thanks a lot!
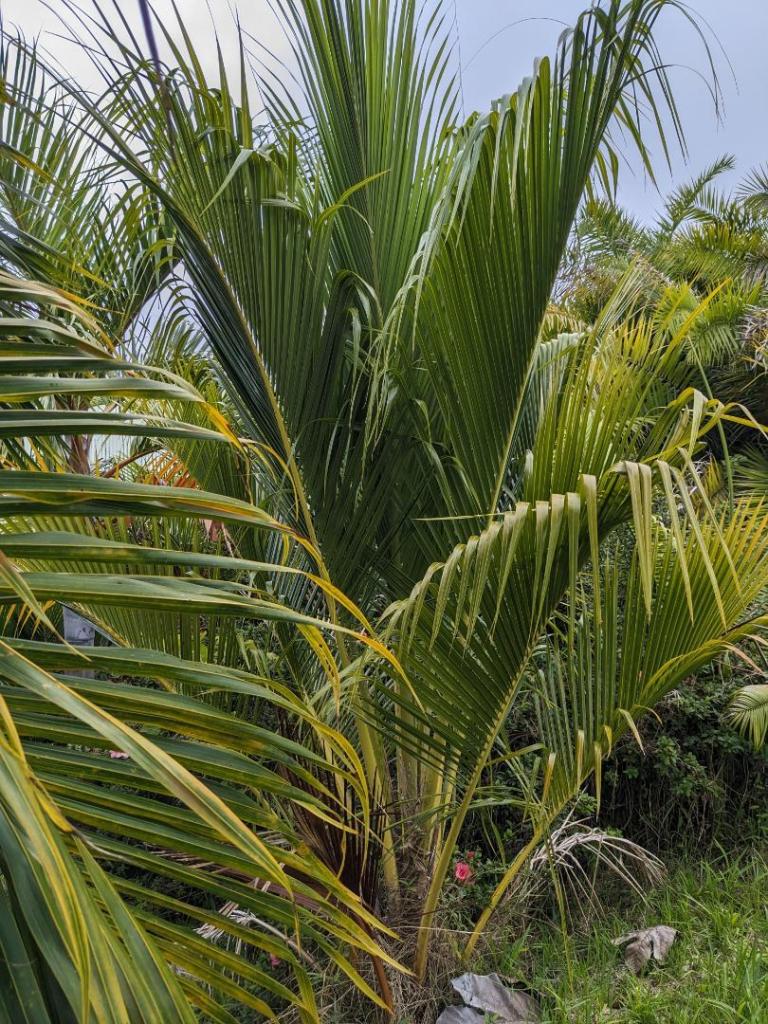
612,925,679,974
436,972,541,1023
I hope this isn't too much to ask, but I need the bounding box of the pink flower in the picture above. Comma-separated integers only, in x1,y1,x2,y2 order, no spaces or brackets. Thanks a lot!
466,851,477,862
109,750,129,759
269,954,281,968
454,861,473,885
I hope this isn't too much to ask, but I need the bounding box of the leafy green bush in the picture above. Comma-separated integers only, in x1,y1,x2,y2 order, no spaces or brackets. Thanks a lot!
602,664,768,851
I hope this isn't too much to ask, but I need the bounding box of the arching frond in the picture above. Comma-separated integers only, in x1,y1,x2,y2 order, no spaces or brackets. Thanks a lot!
0,271,399,1019
727,683,768,749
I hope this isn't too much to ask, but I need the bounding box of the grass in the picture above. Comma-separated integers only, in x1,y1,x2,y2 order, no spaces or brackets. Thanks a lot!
476,848,768,1023
263,846,768,1022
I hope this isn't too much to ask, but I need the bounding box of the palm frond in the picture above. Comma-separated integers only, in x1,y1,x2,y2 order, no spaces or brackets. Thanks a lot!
395,0,687,540
727,684,768,748
0,270,400,1018
657,154,736,235
0,36,170,335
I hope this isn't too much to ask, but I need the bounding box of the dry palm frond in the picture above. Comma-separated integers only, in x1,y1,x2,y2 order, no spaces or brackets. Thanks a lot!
525,813,665,921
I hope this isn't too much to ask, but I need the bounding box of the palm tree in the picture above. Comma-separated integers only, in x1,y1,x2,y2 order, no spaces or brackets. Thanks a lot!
2,0,768,1019
565,156,768,434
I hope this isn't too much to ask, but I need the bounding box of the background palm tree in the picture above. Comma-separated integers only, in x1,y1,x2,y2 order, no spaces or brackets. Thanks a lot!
564,156,768,477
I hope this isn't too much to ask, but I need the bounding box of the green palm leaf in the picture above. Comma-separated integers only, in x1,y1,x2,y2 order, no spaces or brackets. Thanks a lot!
0,271,399,1017
727,683,768,749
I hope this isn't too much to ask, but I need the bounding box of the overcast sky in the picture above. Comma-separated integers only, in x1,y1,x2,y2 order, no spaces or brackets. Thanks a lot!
2,0,766,220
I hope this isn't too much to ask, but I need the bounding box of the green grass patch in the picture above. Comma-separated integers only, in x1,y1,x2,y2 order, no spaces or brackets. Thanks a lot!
479,849,768,1023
